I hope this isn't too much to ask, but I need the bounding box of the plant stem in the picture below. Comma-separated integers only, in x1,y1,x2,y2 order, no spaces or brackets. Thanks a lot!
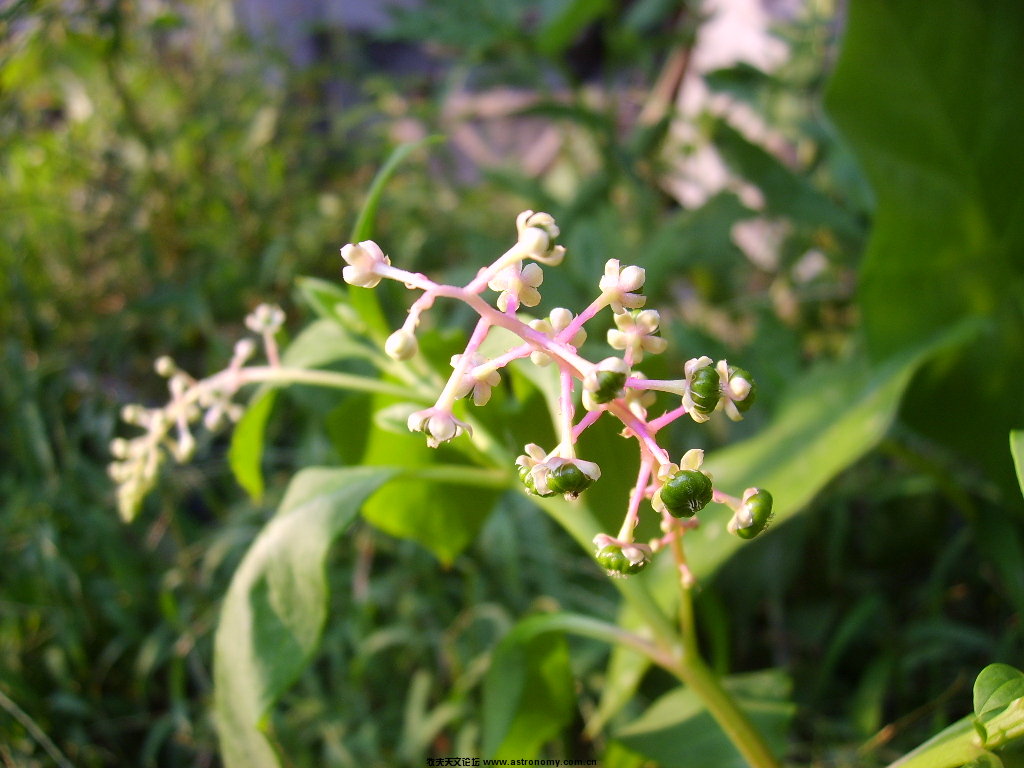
539,495,781,768
668,654,783,768
238,366,424,401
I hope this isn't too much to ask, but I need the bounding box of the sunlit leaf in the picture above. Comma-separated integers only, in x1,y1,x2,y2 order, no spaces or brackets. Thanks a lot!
213,467,395,768
975,664,1024,719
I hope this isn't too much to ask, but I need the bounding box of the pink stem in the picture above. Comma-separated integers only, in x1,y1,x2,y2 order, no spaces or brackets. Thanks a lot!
559,368,576,451
607,401,670,465
648,404,690,433
555,294,609,343
571,409,603,442
617,459,653,541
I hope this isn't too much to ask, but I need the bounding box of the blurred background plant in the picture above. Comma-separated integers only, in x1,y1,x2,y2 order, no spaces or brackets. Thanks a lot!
1,0,1022,766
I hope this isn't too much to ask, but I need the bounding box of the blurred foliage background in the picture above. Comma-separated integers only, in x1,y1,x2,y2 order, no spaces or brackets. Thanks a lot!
1,0,1022,765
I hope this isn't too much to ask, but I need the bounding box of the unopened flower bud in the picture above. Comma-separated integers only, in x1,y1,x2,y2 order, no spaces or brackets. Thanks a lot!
515,210,565,265
110,438,130,459
245,303,285,334
407,408,472,448
599,259,646,313
154,356,177,377
341,240,391,289
385,329,418,361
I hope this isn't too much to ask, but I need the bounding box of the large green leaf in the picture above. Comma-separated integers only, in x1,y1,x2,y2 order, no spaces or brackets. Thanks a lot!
359,410,504,565
685,329,967,579
213,466,396,768
614,669,794,768
825,0,1024,493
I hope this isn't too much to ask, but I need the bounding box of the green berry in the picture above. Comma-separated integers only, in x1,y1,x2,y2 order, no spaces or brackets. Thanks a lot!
596,545,627,572
660,469,713,518
735,489,773,540
595,545,648,575
517,463,555,497
546,462,595,497
689,365,721,417
591,369,627,404
728,365,756,413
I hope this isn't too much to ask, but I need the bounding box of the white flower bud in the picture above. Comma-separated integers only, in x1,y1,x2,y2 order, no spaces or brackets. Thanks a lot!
599,259,647,313
340,240,391,289
384,329,418,361
407,408,472,448
154,356,176,377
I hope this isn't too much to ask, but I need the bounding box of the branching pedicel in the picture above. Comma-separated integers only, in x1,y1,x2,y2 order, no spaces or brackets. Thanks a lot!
345,211,774,581
110,210,773,583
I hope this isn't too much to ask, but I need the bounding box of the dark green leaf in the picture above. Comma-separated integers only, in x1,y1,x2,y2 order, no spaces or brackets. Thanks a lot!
825,0,1024,495
359,401,501,564
535,0,612,58
686,326,970,579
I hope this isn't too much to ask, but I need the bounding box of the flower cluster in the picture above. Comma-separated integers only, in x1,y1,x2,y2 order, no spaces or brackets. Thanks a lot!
341,211,772,584
108,305,285,521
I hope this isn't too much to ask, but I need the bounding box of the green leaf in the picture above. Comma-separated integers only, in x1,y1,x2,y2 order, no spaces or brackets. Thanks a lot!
713,120,861,240
825,0,1024,494
358,400,502,564
686,327,969,579
483,629,574,759
1011,432,1024,498
614,669,794,768
227,319,377,500
294,276,361,329
535,0,612,58
964,754,1005,768
482,612,631,759
280,318,374,368
213,467,396,768
229,389,278,501
886,714,990,768
347,137,445,339
587,606,655,738
975,664,1024,719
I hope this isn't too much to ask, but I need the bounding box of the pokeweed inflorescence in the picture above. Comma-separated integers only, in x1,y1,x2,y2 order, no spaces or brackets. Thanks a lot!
341,211,773,582
109,210,773,584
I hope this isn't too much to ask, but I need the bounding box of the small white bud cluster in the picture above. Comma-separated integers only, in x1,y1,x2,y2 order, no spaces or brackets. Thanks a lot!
245,303,285,335
599,259,646,314
488,262,544,312
607,309,668,362
450,353,501,406
109,312,277,520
